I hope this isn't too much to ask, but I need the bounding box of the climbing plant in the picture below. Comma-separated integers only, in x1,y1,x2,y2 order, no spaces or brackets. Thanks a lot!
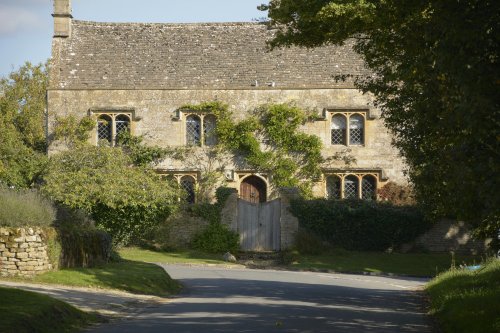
179,101,338,195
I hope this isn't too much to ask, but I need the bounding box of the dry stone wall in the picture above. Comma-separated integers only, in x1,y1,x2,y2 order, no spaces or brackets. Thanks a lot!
0,228,52,277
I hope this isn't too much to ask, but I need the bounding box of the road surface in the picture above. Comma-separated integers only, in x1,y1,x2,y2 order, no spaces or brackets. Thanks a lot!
89,265,432,333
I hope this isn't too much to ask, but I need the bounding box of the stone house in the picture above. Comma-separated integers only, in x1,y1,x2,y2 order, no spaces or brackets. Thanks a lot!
47,0,408,250
48,0,406,202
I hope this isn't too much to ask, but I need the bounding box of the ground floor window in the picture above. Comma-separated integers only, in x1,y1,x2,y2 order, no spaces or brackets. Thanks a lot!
325,173,378,200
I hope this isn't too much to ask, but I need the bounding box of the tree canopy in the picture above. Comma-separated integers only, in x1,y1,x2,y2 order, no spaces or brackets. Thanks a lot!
263,0,499,236
0,62,49,187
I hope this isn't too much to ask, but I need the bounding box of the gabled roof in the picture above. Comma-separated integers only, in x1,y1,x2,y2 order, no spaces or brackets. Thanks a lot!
50,20,368,90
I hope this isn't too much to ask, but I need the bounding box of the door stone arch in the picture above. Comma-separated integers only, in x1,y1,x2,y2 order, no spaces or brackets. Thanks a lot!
239,175,267,203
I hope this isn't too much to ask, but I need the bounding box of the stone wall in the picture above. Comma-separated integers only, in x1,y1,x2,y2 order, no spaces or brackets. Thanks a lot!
401,219,491,255
156,212,209,249
0,228,52,277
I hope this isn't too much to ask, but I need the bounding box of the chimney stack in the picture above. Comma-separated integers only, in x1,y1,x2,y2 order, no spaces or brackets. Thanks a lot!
52,0,72,38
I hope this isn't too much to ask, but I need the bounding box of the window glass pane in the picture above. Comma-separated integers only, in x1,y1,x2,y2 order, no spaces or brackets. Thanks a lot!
186,115,201,146
344,175,359,199
331,115,347,145
180,176,196,204
326,176,341,199
97,115,112,144
115,114,130,138
349,114,364,145
362,176,377,200
203,115,217,146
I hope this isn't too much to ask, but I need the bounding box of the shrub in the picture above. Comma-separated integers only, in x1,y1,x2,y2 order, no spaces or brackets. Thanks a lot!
294,228,329,255
192,222,239,253
189,186,239,253
0,187,56,227
290,198,430,251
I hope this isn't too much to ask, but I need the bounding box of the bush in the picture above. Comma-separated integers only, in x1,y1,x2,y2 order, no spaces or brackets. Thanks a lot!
294,228,329,255
290,199,430,251
0,187,56,227
192,222,239,253
58,226,112,268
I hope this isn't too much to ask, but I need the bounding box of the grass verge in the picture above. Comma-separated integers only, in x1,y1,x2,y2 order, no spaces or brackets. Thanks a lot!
119,246,234,265
285,250,482,277
4,259,181,297
425,259,500,333
0,286,100,333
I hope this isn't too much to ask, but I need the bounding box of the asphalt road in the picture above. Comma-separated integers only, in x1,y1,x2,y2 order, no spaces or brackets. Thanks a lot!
88,265,432,333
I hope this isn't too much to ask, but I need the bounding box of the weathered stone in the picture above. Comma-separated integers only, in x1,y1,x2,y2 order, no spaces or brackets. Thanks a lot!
12,236,25,242
25,236,37,242
19,243,29,249
8,257,20,262
222,252,237,263
16,252,29,259
3,251,15,258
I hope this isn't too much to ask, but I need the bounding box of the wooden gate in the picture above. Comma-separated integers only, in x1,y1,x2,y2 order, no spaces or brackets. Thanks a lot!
237,198,281,251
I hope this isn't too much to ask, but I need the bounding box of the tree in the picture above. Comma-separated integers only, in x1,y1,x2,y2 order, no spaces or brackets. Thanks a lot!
42,146,180,244
0,62,49,187
263,0,499,236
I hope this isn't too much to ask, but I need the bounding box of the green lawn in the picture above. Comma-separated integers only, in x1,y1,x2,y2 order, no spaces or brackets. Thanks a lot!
0,286,100,333
287,250,482,277
425,259,500,333
5,259,181,297
119,246,236,265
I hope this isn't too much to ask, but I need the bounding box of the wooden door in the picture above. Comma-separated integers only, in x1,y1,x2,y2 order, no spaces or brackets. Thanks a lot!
240,176,266,203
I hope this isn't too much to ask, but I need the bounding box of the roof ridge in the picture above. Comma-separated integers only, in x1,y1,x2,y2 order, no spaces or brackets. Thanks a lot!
72,20,265,27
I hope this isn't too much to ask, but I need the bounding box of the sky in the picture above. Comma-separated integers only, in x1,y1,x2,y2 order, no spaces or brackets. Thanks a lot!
0,0,268,78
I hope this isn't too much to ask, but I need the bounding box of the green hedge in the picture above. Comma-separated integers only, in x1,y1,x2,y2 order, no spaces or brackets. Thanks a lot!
289,199,430,251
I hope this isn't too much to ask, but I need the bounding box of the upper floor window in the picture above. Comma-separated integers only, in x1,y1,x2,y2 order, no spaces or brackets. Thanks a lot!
95,112,131,146
330,111,366,146
325,173,378,200
184,113,217,146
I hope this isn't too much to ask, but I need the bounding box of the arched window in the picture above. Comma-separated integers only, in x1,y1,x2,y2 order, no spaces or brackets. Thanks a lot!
326,175,341,199
349,114,364,145
186,115,201,146
115,114,130,138
180,175,196,204
331,114,347,145
344,175,359,199
97,115,112,144
203,114,217,146
362,175,377,200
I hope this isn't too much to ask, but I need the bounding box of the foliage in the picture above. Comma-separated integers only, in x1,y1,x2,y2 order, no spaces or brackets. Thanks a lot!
0,187,56,227
53,114,95,148
0,61,48,152
57,226,112,268
189,187,239,253
426,259,500,333
293,228,328,255
192,222,239,253
42,146,179,244
116,130,178,166
0,62,49,187
181,101,337,195
263,1,500,236
290,198,429,251
0,287,99,333
41,228,61,270
377,182,416,206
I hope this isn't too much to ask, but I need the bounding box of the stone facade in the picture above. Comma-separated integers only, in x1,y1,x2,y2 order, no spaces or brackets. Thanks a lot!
47,1,408,250
0,228,52,277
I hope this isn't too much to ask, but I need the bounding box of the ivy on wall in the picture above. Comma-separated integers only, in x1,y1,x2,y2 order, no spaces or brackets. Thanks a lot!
180,101,331,195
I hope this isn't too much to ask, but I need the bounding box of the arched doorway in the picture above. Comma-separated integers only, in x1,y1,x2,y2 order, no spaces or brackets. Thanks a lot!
240,175,267,203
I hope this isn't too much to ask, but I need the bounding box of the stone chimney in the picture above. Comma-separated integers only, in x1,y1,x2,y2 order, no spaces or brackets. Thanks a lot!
52,0,72,38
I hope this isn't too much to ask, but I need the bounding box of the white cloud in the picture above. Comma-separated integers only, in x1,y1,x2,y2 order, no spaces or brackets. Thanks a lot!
0,4,47,36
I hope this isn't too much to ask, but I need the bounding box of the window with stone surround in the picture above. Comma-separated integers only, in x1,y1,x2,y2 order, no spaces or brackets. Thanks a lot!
160,172,199,204
183,112,217,147
325,172,379,200
330,111,366,146
94,112,131,146
180,175,196,204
